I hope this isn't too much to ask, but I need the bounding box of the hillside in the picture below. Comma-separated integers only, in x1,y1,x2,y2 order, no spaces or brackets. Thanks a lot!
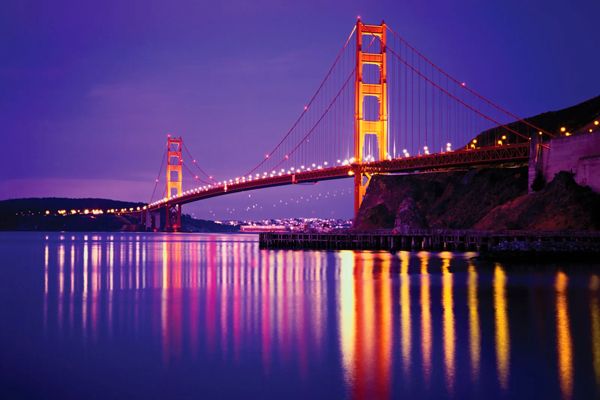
353,168,600,231
0,198,240,232
469,95,600,148
474,171,600,230
353,167,528,229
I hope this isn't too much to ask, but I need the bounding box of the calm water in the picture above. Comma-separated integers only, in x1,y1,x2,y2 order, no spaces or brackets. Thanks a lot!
1,232,599,399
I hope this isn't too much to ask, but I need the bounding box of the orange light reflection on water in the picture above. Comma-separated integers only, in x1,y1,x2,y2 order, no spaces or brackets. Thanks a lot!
591,275,600,392
494,264,510,391
556,271,573,400
399,251,411,379
419,252,432,386
468,262,481,383
441,252,455,396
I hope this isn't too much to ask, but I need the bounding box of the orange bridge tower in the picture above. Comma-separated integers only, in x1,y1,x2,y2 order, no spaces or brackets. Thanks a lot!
354,20,388,214
166,136,182,231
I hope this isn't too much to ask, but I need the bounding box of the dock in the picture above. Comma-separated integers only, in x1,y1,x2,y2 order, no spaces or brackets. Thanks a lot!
259,229,600,252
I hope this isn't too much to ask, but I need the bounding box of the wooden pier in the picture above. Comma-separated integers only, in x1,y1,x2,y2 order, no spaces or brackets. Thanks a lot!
259,229,600,252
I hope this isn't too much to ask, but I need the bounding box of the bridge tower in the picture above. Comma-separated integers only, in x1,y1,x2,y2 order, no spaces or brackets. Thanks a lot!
166,136,182,231
354,20,387,214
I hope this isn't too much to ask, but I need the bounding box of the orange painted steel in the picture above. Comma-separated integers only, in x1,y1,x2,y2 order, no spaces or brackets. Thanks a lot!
354,20,388,214
166,137,182,231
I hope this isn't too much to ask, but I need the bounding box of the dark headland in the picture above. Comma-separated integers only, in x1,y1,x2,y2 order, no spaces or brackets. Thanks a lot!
0,197,239,233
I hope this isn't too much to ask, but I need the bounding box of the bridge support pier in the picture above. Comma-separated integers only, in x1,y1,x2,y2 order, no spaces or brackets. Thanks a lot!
166,204,181,232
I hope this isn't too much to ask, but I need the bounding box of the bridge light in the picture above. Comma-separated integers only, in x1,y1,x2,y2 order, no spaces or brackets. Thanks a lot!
285,155,289,159
590,129,594,132
561,127,566,132
348,171,354,175
498,140,503,145
312,163,316,167
473,139,477,143
502,135,506,140
324,161,328,165
471,144,476,149
566,132,571,136
595,121,599,125
291,167,295,171
266,154,269,158
337,159,341,163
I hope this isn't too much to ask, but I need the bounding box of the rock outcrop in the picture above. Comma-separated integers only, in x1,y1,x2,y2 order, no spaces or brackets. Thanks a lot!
474,171,600,230
353,167,600,231
353,167,529,229
394,198,428,232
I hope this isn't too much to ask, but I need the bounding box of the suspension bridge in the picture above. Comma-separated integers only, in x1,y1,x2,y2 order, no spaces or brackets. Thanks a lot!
127,19,556,231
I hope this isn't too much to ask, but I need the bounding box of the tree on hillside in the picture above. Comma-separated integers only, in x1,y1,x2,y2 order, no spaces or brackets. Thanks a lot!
531,170,546,192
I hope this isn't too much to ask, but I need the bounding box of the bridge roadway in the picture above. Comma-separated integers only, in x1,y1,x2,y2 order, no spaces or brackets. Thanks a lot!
145,142,530,212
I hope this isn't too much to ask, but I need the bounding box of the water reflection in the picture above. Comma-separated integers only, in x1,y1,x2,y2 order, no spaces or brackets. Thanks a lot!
35,234,600,399
399,251,411,379
556,271,573,400
419,252,432,387
591,275,600,392
468,262,481,383
492,264,510,391
441,253,455,395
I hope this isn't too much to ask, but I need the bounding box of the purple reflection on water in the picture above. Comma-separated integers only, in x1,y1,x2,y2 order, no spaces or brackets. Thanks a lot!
0,232,599,399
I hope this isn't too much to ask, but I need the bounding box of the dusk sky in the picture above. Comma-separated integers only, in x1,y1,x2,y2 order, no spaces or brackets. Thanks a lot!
1,0,599,220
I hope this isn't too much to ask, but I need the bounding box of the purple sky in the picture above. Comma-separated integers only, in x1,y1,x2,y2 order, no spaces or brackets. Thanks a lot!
1,0,599,220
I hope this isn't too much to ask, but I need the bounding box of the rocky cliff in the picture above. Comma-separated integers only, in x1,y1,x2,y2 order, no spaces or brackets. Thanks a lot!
353,167,600,230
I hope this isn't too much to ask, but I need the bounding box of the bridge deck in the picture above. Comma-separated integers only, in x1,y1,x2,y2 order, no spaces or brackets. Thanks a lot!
145,143,529,211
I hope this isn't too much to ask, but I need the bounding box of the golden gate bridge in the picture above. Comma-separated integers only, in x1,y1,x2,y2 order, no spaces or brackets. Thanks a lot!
126,19,555,231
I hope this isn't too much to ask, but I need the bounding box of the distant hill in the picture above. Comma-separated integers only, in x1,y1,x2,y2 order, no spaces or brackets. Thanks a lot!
0,197,145,231
0,197,240,232
0,197,145,214
469,94,600,148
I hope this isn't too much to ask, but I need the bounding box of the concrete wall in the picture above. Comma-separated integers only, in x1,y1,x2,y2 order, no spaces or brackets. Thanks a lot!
576,155,600,193
529,131,600,193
